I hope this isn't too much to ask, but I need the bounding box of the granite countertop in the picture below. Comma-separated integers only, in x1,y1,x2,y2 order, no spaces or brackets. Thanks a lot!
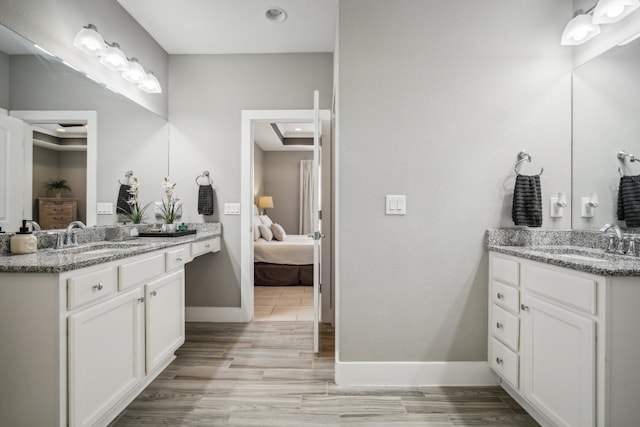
0,223,221,274
486,229,640,277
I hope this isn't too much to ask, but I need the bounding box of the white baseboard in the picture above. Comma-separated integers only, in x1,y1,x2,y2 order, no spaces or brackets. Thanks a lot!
185,306,251,322
335,360,498,386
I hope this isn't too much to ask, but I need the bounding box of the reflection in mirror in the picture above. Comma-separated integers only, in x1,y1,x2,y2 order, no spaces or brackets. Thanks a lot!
0,24,169,231
572,38,640,229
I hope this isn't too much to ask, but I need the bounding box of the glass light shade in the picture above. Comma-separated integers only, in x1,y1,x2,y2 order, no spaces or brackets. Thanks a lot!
73,25,105,56
99,43,128,71
258,196,274,209
122,58,146,83
138,72,162,93
593,0,640,24
561,14,601,45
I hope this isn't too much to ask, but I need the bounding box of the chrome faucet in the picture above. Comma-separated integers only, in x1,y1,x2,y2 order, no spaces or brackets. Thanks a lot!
600,223,624,253
25,220,41,231
63,221,86,247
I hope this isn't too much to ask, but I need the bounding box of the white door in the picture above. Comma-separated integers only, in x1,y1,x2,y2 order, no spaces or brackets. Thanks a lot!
312,90,322,353
521,295,595,427
0,114,25,232
145,270,185,373
68,287,145,427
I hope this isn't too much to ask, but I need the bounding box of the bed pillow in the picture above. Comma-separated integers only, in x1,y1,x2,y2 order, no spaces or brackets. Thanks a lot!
258,224,273,241
271,223,286,241
253,216,262,241
259,215,273,226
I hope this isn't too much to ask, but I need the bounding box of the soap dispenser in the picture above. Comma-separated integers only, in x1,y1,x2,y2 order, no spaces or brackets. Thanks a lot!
11,220,38,254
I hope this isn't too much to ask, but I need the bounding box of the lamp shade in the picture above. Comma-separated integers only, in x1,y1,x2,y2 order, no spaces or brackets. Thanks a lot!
122,58,146,83
138,72,162,93
258,196,274,209
73,25,105,56
100,43,128,71
561,14,601,45
593,0,640,23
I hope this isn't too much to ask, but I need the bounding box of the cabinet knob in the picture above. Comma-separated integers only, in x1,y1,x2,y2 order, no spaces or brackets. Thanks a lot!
496,322,503,329
137,297,145,303
150,290,157,297
496,293,504,300
520,304,529,311
93,283,103,291
176,257,183,262
496,357,503,365
205,244,210,248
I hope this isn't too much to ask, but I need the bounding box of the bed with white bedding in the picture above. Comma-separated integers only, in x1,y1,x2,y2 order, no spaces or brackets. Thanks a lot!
254,234,314,286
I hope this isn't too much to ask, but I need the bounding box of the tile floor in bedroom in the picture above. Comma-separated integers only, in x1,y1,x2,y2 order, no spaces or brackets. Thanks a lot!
254,285,314,321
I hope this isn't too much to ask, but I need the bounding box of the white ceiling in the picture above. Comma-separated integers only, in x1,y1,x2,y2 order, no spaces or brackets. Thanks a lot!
254,122,314,152
117,0,338,54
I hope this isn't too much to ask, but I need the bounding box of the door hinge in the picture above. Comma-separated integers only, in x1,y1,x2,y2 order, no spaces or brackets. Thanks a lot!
312,231,324,240
318,210,322,220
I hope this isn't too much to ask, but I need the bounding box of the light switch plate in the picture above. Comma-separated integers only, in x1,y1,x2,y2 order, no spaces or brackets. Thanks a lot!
224,203,241,215
96,202,113,215
386,195,406,215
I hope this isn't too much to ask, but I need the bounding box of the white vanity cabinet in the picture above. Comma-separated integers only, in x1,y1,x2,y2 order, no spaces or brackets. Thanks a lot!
0,239,214,427
488,252,640,427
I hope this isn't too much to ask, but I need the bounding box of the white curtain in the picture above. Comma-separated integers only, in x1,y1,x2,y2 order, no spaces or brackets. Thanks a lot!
299,160,313,235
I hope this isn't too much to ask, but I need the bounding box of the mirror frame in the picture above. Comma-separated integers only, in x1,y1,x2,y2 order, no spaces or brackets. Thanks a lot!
10,110,97,227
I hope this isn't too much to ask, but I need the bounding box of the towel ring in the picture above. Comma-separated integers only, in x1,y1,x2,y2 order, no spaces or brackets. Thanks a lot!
514,151,543,176
195,171,212,186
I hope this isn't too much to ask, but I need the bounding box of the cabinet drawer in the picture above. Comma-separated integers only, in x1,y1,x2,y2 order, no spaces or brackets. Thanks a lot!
191,237,220,257
67,267,116,309
492,256,519,287
166,247,187,272
491,304,519,351
119,254,165,290
492,280,520,314
490,337,519,388
521,263,597,314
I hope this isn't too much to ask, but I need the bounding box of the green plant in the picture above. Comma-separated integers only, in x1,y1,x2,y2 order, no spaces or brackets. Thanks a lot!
118,177,150,224
159,177,182,224
46,179,71,196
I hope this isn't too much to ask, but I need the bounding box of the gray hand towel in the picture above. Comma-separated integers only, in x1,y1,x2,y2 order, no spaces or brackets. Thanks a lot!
512,174,542,227
617,175,640,227
198,184,215,215
117,184,132,215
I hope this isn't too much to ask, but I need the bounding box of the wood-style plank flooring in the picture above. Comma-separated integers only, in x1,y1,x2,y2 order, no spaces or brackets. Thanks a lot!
111,322,539,426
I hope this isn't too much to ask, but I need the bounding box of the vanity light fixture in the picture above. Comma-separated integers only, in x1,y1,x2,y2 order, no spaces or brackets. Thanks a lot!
74,24,161,94
593,0,640,23
122,58,146,83
138,72,162,94
561,11,601,45
582,193,599,217
73,24,105,56
99,43,128,72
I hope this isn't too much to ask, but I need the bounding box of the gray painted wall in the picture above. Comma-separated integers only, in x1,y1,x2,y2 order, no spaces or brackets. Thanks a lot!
264,151,313,233
0,51,8,109
170,53,333,308
337,0,572,362
253,143,265,209
0,0,168,118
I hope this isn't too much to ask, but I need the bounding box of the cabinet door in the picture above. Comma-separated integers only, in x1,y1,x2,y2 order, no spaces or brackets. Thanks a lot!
146,269,185,373
521,295,595,427
68,287,145,427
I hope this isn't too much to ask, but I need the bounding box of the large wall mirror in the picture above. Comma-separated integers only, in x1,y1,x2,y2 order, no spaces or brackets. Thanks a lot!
572,37,640,229
0,24,169,231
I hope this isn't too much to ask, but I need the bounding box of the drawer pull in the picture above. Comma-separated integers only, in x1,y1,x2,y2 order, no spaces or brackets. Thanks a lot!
496,293,504,299
137,297,145,303
496,322,503,329
92,283,103,291
205,244,211,248
496,357,503,365
176,257,183,262
520,304,529,312
150,290,157,297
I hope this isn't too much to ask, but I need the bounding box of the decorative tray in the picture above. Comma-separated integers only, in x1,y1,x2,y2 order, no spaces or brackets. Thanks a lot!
138,229,197,238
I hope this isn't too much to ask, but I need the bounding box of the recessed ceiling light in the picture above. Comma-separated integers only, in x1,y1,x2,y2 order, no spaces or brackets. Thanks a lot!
294,127,302,132
265,7,287,23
